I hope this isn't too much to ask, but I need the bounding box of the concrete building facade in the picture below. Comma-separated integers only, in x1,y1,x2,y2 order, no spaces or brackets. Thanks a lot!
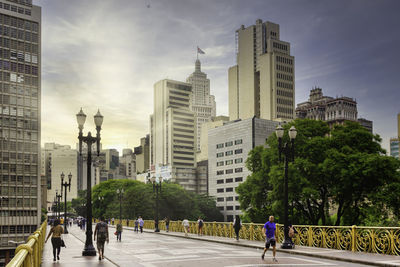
150,79,198,192
186,59,216,152
119,148,136,180
390,113,400,159
134,135,149,173
229,19,295,121
0,1,41,262
296,88,373,132
208,117,279,221
43,143,78,212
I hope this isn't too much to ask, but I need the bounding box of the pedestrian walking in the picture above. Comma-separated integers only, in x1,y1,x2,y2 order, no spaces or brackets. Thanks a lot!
197,217,204,236
94,216,109,261
182,219,190,237
261,215,277,262
134,218,139,233
165,217,170,232
126,219,130,227
233,215,242,241
111,217,115,225
116,220,123,242
288,222,296,248
45,219,64,262
138,216,144,233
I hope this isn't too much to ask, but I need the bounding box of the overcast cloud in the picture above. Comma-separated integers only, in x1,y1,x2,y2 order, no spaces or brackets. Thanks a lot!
38,0,400,153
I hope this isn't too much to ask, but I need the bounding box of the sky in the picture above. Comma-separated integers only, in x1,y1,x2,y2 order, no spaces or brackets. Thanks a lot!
37,0,400,153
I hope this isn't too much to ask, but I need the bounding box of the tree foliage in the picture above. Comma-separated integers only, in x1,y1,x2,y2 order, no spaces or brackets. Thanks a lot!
237,119,400,226
70,179,223,221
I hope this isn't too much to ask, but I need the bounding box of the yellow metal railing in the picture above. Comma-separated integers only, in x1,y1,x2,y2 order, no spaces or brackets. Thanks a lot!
6,220,47,267
137,220,400,256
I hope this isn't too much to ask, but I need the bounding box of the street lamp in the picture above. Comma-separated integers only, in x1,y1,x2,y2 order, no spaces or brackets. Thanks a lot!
77,108,103,256
55,190,62,220
275,125,297,249
61,172,72,234
150,176,162,232
116,189,124,222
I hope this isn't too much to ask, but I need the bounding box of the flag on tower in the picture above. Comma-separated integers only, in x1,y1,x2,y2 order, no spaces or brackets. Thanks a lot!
197,46,205,54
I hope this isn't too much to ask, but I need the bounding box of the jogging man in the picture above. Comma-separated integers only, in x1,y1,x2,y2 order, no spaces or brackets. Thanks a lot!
261,215,277,262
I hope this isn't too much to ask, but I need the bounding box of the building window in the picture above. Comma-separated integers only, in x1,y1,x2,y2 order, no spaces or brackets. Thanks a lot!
217,179,224,184
226,206,233,211
217,161,224,166
235,206,240,210
235,139,243,145
226,197,233,201
226,187,233,192
226,178,233,183
235,177,243,182
235,196,239,201
225,160,233,165
217,197,224,202
218,206,224,211
235,168,243,173
216,143,224,149
225,169,233,174
217,170,224,175
235,158,243,164
225,151,233,156
217,152,224,158
217,188,224,193
225,141,233,147
235,149,243,154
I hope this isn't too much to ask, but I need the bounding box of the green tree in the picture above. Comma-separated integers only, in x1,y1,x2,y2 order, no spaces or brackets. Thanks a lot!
71,190,87,217
237,119,400,226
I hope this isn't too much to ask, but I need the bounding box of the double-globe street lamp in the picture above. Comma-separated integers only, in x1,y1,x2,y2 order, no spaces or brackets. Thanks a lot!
76,108,103,256
275,125,297,249
55,190,62,220
116,189,124,222
150,176,162,232
61,172,72,234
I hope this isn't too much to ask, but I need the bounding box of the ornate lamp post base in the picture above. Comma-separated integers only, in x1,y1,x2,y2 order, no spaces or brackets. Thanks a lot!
82,244,97,256
281,238,294,249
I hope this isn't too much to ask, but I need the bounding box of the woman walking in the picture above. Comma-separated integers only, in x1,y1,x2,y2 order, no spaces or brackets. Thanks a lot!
116,220,123,242
233,215,242,241
45,219,64,262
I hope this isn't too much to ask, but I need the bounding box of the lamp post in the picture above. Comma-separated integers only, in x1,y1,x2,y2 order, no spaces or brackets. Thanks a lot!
275,125,297,249
150,176,162,232
116,189,124,222
55,190,62,220
61,172,72,234
76,108,103,256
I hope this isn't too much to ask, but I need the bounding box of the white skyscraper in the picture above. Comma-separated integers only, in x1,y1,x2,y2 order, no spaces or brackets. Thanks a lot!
186,59,216,152
229,19,295,121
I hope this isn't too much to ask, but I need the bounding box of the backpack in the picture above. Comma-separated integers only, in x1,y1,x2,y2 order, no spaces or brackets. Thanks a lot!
97,222,108,240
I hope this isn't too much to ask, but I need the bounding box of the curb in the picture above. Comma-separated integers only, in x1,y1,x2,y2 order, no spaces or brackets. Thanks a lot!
111,225,395,267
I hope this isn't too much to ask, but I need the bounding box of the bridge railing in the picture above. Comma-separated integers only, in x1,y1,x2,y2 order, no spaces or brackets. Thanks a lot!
133,220,399,256
6,220,47,267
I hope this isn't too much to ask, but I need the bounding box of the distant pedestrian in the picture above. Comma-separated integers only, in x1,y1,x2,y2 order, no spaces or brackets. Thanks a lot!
111,217,115,225
134,218,139,233
261,215,277,262
233,215,242,241
82,218,86,230
165,217,170,232
197,217,204,236
288,222,296,248
94,216,109,261
182,219,190,237
126,219,130,227
138,216,144,233
69,219,72,227
45,219,64,262
116,220,123,242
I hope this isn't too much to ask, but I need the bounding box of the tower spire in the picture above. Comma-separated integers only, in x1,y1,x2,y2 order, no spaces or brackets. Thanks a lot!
195,59,201,72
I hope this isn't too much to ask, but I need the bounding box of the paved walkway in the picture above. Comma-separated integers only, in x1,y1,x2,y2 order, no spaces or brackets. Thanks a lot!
42,224,400,267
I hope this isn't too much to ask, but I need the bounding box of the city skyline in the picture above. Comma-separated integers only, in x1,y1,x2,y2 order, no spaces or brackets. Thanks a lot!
40,0,400,153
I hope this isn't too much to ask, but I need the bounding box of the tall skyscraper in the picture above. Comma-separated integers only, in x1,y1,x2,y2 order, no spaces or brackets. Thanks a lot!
229,19,295,121
390,113,400,159
186,59,216,152
150,79,198,191
0,0,41,263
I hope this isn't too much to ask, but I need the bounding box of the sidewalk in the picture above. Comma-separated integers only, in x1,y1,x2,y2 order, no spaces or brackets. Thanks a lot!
42,225,116,267
112,224,400,267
